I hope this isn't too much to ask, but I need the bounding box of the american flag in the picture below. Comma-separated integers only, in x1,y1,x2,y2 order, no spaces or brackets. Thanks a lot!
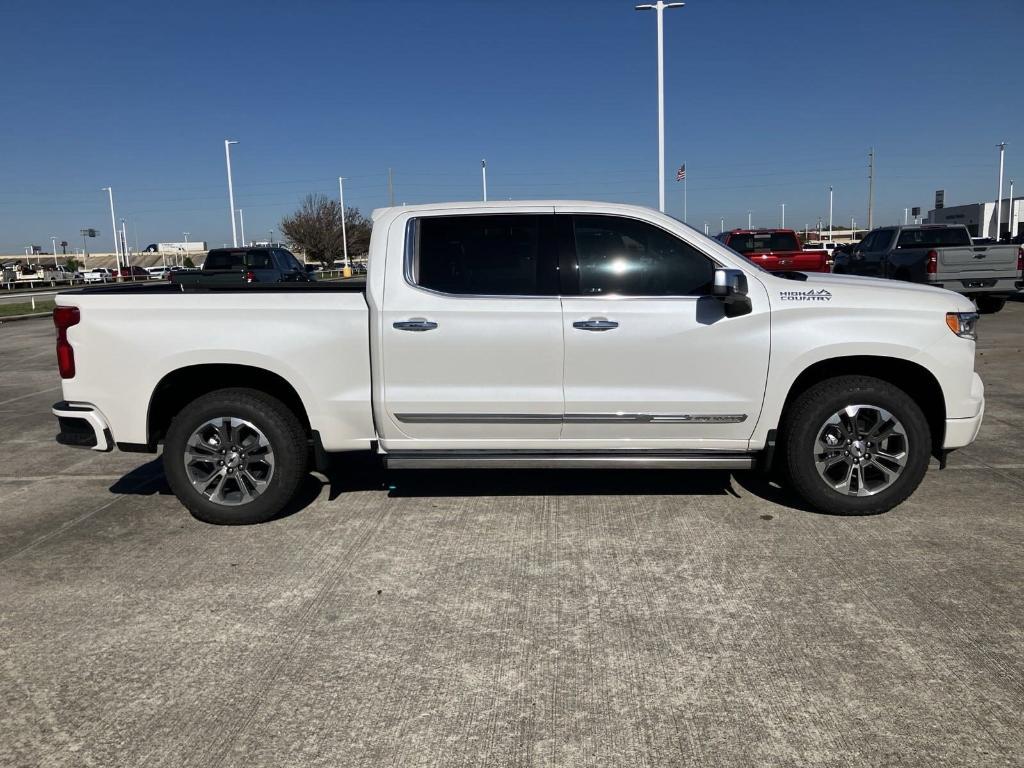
676,164,686,181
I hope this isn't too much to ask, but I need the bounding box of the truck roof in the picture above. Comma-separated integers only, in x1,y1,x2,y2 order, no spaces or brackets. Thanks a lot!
370,200,672,220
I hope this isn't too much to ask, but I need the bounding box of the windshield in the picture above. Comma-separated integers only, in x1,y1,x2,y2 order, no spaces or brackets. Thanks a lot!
727,232,800,253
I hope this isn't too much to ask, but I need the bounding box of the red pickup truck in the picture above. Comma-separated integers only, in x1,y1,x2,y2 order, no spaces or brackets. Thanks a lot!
717,229,830,273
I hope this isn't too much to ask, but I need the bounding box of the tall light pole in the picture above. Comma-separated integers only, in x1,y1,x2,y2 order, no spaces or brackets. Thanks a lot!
50,237,58,268
867,147,874,231
481,159,488,202
995,141,1006,241
182,232,190,267
1009,179,1016,241
828,185,834,240
101,187,120,268
747,210,752,228
780,203,785,227
338,176,349,268
224,139,239,247
238,208,246,246
720,216,724,233
120,219,129,268
635,1,685,213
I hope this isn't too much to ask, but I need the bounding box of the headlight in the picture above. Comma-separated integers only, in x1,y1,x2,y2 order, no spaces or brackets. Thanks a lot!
945,312,979,340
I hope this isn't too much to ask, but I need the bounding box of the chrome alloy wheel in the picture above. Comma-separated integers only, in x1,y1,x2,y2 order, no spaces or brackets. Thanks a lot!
813,405,908,497
183,418,275,506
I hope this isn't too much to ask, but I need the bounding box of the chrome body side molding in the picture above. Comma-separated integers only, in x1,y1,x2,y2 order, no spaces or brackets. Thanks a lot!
394,413,748,425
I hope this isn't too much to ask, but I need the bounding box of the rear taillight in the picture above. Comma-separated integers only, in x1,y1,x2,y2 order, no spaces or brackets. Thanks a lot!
926,249,938,274
244,270,255,283
53,306,80,379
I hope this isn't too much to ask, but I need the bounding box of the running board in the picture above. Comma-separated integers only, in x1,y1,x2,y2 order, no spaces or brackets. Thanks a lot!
384,452,755,471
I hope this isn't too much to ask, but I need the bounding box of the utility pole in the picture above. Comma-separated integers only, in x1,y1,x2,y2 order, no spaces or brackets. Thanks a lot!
51,237,58,268
904,207,908,225
720,217,725,233
828,185,833,240
388,167,395,207
867,147,874,230
780,202,785,228
183,232,190,267
481,159,488,202
703,221,708,235
238,208,246,246
747,210,752,228
996,141,1006,241
635,1,685,213
102,187,120,268
120,219,129,268
338,176,349,268
224,139,239,247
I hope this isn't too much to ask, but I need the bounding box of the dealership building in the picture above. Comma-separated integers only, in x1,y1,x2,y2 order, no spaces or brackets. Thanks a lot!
926,196,1023,240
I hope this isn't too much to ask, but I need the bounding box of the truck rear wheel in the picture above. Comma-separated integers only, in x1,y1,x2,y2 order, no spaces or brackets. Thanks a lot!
783,376,931,515
975,296,1006,314
163,388,308,525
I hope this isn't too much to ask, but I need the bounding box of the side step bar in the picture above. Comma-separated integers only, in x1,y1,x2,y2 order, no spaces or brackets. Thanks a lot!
385,452,755,471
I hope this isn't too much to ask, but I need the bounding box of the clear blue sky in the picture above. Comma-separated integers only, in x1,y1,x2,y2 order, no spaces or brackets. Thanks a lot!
1,0,1020,252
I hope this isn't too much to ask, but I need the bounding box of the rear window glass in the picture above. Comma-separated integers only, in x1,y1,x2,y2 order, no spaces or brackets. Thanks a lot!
727,232,800,252
896,228,970,249
204,250,273,269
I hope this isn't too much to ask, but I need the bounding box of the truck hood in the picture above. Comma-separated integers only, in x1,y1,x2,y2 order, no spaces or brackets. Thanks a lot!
763,271,976,312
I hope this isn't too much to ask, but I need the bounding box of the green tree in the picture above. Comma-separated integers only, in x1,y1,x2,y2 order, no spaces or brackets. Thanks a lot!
280,194,371,267
182,255,196,269
64,257,82,272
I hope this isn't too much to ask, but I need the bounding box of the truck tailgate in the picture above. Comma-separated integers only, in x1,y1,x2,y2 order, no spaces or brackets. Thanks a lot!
939,244,1018,274
742,250,829,273
54,287,375,452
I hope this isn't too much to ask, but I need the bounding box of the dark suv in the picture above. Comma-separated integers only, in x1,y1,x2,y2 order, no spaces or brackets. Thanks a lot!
171,247,313,287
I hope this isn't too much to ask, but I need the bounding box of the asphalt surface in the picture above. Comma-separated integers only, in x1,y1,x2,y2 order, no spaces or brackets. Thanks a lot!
1,307,1022,767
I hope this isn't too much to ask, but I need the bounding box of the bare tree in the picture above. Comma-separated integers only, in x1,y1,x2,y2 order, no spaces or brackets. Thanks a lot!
280,194,372,267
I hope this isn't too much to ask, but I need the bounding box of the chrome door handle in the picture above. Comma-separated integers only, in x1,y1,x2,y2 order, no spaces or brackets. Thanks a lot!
573,318,619,331
393,319,438,332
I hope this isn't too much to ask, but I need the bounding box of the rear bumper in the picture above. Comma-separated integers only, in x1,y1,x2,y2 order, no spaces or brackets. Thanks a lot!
52,401,112,452
942,373,985,449
931,276,1020,295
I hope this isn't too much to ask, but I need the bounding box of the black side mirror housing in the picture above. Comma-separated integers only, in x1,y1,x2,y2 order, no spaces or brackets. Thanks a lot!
712,268,752,317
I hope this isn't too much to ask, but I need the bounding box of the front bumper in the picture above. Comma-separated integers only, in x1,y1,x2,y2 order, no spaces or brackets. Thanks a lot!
942,373,985,449
52,401,112,452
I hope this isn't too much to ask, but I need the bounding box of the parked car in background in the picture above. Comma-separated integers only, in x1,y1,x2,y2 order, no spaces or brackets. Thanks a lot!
145,266,170,280
115,265,151,281
832,224,1023,314
170,247,312,288
81,268,115,283
717,229,830,273
53,200,984,525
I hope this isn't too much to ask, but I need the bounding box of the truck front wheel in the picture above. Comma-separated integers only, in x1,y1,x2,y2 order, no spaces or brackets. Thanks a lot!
783,376,931,515
163,388,309,525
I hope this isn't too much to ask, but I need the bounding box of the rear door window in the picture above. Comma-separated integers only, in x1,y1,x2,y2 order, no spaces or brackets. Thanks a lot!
409,214,558,296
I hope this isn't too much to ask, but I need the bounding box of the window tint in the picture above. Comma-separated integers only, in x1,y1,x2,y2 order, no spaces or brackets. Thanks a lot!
572,215,714,296
411,215,555,295
727,231,800,253
896,228,971,249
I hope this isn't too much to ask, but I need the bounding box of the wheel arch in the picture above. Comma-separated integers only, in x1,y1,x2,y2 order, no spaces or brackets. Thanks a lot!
778,355,946,456
147,364,312,447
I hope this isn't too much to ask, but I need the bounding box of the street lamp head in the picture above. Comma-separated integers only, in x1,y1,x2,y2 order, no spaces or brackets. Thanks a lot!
225,139,239,146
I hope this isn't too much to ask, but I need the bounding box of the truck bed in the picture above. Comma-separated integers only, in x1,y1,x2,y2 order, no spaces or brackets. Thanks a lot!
54,281,374,452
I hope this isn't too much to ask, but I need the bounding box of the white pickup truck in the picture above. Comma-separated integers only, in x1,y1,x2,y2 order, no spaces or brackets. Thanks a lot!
51,201,985,524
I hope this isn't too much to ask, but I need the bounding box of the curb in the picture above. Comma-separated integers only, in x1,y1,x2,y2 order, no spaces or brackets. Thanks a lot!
0,312,51,324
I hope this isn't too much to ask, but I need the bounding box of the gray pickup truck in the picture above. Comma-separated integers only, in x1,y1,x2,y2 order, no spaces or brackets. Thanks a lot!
171,247,314,288
833,224,1022,313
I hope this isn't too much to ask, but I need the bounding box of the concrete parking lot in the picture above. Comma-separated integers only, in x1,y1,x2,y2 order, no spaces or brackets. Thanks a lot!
1,306,1022,768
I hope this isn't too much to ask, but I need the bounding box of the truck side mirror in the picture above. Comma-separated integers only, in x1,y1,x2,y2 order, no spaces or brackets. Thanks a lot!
712,268,752,317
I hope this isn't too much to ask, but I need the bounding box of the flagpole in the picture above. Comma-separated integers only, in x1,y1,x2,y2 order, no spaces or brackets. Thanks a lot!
683,160,687,222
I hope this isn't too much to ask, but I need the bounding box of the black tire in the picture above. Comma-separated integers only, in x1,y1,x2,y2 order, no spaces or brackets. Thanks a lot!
783,376,931,515
163,388,308,525
975,295,1006,314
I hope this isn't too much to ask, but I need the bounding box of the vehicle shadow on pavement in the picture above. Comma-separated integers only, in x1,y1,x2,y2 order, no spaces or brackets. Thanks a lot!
108,456,819,518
